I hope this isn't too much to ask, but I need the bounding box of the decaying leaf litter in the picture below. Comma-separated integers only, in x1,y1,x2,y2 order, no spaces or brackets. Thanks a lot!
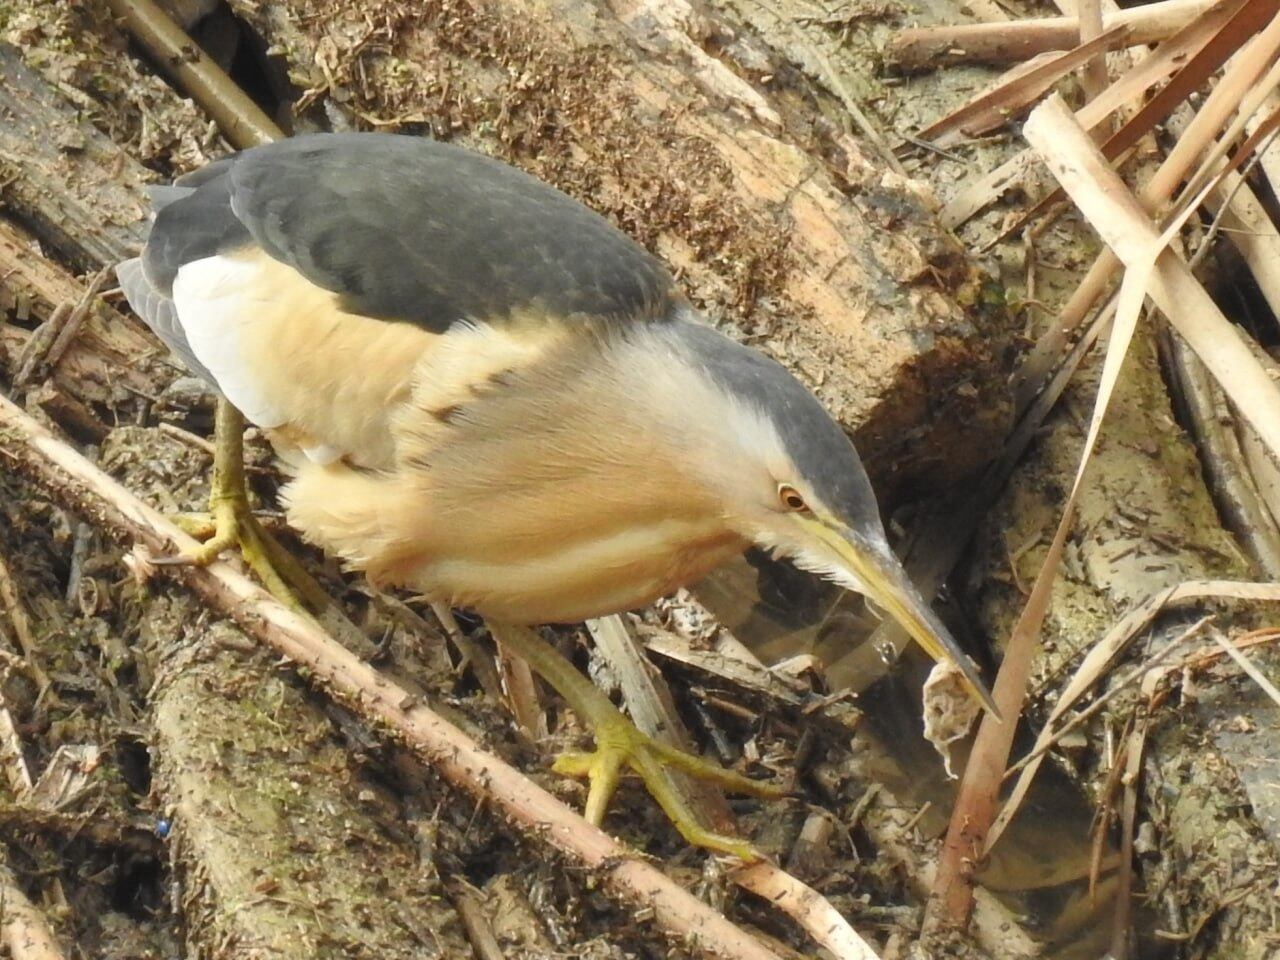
2,0,1280,957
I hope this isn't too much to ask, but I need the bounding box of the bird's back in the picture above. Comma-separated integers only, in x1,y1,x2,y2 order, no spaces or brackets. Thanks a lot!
117,133,685,469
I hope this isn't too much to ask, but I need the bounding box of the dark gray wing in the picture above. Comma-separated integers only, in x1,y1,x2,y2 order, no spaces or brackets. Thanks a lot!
140,133,680,331
139,168,251,293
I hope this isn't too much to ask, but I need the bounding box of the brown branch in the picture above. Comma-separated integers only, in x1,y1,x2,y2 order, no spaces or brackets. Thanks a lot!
889,0,1217,68
0,802,160,857
914,25,1131,146
939,0,1268,231
1010,0,1280,407
103,0,279,149
0,392,787,960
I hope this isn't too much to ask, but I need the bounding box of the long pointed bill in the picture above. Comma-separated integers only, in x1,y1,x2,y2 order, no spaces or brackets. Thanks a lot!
812,521,999,717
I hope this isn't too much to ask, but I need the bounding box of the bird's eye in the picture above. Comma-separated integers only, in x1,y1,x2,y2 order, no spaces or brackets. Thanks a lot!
778,484,809,512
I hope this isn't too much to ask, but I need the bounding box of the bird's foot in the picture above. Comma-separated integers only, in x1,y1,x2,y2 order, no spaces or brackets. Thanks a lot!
160,495,303,610
552,715,787,860
155,399,310,611
487,622,789,859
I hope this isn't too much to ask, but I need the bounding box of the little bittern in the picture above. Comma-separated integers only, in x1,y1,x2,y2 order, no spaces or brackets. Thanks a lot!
118,133,994,858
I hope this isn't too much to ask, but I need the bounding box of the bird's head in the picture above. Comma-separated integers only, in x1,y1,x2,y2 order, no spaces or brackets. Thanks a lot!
653,319,997,715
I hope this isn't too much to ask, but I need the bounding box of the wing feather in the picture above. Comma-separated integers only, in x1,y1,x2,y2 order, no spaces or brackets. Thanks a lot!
141,133,679,332
118,133,682,467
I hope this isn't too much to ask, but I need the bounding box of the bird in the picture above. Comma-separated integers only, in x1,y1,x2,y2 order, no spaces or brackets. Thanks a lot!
117,132,995,858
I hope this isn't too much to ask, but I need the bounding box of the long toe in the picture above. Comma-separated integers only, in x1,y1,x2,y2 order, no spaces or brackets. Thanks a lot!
552,713,782,861
488,622,786,859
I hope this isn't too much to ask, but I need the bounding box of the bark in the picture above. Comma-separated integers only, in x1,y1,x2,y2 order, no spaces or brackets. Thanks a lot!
0,46,145,270
138,595,470,960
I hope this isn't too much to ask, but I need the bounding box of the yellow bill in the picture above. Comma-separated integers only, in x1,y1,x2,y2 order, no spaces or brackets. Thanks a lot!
809,519,1000,718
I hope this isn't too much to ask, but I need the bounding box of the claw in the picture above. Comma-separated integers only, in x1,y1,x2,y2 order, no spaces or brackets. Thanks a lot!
159,400,314,610
489,622,788,860
551,714,785,860
163,497,302,608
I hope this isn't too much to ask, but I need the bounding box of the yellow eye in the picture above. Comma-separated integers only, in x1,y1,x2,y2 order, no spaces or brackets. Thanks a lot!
778,484,809,512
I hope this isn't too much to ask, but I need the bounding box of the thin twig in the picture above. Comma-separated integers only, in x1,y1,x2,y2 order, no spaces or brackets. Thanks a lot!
1002,617,1211,779
447,880,507,960
1209,628,1280,706
11,303,70,389
156,421,216,456
914,27,1130,146
42,268,113,376
156,422,273,474
0,551,53,694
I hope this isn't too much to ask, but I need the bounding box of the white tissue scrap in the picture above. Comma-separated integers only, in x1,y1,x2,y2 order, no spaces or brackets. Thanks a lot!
922,661,981,779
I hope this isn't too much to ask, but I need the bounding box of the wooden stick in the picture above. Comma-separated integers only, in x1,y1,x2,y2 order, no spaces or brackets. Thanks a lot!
0,391,789,960
889,0,1216,68
0,863,67,960
915,26,1130,146
939,0,1265,230
1078,0,1110,104
1010,0,1280,405
103,0,278,148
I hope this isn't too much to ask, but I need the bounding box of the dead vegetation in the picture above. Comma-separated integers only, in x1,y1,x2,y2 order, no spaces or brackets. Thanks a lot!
1,0,1280,957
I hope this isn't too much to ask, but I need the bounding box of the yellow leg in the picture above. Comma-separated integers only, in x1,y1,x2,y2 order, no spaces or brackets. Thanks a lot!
158,400,321,611
488,622,788,860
